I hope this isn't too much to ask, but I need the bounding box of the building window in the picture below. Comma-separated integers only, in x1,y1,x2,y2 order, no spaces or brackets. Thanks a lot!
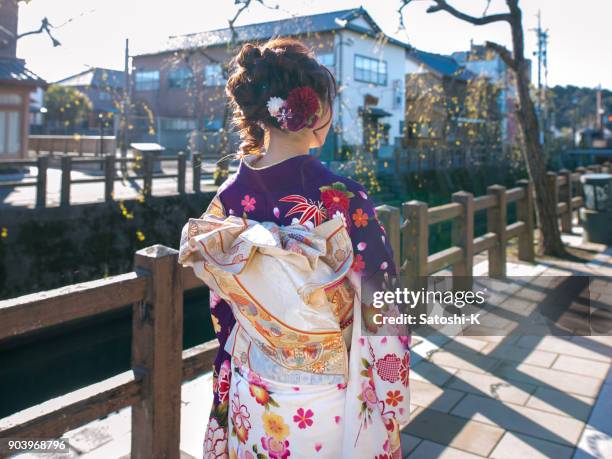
135,70,160,91
354,55,387,85
161,117,196,131
168,67,194,89
0,111,21,155
318,52,335,68
0,94,22,105
204,64,226,87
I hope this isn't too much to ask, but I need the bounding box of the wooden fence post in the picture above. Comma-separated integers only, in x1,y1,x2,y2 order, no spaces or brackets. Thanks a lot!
575,167,586,198
35,155,48,209
60,155,72,207
144,155,153,198
546,172,559,229
451,191,474,291
105,154,115,202
559,169,573,233
177,152,186,195
192,153,201,193
403,201,428,316
376,205,401,272
516,179,535,263
132,245,183,459
486,185,507,278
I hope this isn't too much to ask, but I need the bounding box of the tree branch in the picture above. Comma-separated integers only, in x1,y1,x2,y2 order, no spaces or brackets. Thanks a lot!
427,0,511,25
228,0,279,45
16,17,61,47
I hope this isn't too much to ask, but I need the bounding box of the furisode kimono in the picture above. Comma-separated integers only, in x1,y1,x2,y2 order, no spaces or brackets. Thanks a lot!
178,154,411,459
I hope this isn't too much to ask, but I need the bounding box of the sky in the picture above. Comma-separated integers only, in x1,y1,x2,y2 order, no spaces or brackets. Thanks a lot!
15,0,612,89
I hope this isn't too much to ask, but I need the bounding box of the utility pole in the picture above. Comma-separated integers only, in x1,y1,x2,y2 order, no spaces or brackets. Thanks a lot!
531,10,549,145
120,38,131,176
596,85,603,131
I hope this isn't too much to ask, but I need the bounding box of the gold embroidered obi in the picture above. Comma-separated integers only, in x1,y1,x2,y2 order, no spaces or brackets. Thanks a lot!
178,214,355,379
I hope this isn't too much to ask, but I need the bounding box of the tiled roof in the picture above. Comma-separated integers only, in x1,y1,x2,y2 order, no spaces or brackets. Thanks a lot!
55,67,125,89
409,50,475,81
0,58,46,86
136,7,410,57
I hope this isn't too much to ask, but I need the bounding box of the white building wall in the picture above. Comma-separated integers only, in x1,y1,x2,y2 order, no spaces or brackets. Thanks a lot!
335,29,406,148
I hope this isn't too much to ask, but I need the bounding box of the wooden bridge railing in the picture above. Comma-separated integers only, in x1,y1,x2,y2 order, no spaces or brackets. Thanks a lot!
0,161,609,458
0,246,215,458
0,152,207,208
376,162,611,295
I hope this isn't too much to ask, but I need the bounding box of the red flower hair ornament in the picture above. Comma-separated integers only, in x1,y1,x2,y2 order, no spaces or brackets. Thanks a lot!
266,87,322,132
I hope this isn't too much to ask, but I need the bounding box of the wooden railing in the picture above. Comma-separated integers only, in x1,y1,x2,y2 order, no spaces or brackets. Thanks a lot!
0,245,216,458
0,152,208,208
376,162,611,295
29,135,117,157
0,161,609,458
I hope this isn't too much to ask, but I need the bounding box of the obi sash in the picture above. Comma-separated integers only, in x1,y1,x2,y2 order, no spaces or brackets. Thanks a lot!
178,214,355,380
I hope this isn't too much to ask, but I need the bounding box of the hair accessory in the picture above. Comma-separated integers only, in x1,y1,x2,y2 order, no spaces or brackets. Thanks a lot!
266,87,321,132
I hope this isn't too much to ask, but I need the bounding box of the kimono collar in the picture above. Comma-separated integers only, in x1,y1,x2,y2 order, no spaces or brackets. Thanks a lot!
237,154,317,191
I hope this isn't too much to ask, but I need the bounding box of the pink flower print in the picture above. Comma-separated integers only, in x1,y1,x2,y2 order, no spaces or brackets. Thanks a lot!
229,208,235,215
261,436,291,459
360,380,379,411
314,443,322,452
273,207,280,218
241,195,256,212
217,359,231,404
334,415,342,424
380,261,388,270
376,353,402,383
204,417,228,458
293,408,314,429
231,392,251,444
357,242,367,251
359,190,368,199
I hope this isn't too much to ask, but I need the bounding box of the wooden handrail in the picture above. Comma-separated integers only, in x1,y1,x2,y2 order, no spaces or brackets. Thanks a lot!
1,151,200,207
0,272,147,342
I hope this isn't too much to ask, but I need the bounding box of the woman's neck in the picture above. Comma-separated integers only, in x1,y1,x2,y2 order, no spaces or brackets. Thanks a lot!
252,132,309,167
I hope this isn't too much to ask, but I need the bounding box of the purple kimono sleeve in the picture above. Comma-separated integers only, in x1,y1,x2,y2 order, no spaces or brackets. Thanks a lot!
345,183,400,330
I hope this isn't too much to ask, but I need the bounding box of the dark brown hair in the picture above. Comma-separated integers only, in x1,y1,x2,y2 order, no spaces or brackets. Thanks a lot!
225,37,337,156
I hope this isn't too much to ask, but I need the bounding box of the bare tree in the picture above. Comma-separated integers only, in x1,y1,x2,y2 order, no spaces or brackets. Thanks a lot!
400,0,565,255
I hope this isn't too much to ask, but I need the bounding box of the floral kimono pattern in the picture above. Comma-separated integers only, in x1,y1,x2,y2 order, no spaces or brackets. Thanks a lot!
178,154,411,459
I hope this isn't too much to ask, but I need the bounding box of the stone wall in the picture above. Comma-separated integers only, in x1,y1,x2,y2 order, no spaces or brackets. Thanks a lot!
0,193,214,300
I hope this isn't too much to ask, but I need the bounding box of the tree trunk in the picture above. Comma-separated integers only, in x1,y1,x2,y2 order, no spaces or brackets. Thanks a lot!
508,1,565,256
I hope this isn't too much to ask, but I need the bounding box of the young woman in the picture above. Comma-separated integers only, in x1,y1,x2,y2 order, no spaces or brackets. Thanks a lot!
179,38,410,459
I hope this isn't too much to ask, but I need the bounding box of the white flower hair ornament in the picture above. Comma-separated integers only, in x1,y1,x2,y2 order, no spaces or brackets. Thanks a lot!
266,87,322,132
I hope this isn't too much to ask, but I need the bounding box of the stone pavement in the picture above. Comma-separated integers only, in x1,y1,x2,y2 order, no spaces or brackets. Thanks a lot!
8,232,612,459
